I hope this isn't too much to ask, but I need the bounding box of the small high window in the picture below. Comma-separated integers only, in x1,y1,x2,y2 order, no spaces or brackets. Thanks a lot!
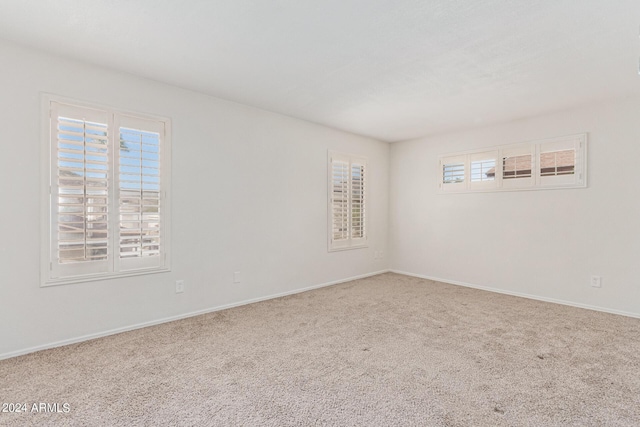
438,134,586,193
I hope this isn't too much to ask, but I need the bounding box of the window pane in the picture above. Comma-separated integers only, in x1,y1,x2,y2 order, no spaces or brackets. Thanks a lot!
443,163,464,184
470,159,495,182
351,163,365,239
56,116,109,263
119,127,162,259
331,160,349,241
502,154,532,179
540,149,575,176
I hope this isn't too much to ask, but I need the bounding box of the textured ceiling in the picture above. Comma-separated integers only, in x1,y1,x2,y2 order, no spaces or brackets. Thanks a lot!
1,0,639,142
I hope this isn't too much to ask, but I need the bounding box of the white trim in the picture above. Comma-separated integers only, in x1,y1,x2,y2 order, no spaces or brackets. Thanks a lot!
390,270,640,319
40,95,52,286
1,270,390,361
41,92,171,124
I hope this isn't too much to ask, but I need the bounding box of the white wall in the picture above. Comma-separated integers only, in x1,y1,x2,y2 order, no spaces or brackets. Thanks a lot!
0,40,389,358
390,96,640,317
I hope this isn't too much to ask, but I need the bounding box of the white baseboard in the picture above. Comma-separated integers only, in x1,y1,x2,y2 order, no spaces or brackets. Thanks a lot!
1,269,390,361
391,270,640,319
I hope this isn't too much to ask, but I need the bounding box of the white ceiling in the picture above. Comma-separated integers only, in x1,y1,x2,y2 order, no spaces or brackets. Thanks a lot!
1,0,639,142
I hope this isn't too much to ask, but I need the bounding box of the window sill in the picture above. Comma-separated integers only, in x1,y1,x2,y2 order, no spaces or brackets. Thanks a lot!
438,182,587,195
41,267,171,288
328,244,368,253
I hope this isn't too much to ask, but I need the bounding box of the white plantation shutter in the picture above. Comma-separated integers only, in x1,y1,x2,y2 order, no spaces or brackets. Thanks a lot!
351,162,365,240
439,154,467,192
328,152,367,251
331,159,349,243
537,136,585,187
116,115,164,271
437,134,586,194
501,144,535,189
469,151,498,190
443,163,465,183
44,97,170,285
50,102,111,279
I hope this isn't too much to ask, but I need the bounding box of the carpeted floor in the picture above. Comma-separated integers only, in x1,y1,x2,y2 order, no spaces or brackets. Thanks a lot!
1,272,640,426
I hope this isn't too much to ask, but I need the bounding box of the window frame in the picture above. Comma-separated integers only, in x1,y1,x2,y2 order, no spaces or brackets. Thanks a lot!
327,151,368,252
437,134,587,194
538,138,580,187
501,144,536,190
40,94,172,286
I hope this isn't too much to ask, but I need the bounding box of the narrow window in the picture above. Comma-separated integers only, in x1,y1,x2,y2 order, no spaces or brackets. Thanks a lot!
329,152,367,251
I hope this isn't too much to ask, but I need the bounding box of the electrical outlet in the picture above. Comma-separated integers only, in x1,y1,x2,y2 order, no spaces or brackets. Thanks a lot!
234,271,241,284
590,276,601,288
175,280,184,293
379,251,384,259
374,251,379,259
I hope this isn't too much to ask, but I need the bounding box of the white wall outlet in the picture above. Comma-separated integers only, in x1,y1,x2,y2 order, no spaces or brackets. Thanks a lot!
233,271,241,284
175,280,184,293
379,251,384,259
590,276,602,288
374,251,379,259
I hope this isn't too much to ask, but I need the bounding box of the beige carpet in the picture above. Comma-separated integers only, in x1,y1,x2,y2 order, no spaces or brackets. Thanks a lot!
1,272,640,426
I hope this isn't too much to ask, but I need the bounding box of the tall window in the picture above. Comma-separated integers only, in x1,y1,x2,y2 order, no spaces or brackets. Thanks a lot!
42,97,171,285
328,152,367,251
